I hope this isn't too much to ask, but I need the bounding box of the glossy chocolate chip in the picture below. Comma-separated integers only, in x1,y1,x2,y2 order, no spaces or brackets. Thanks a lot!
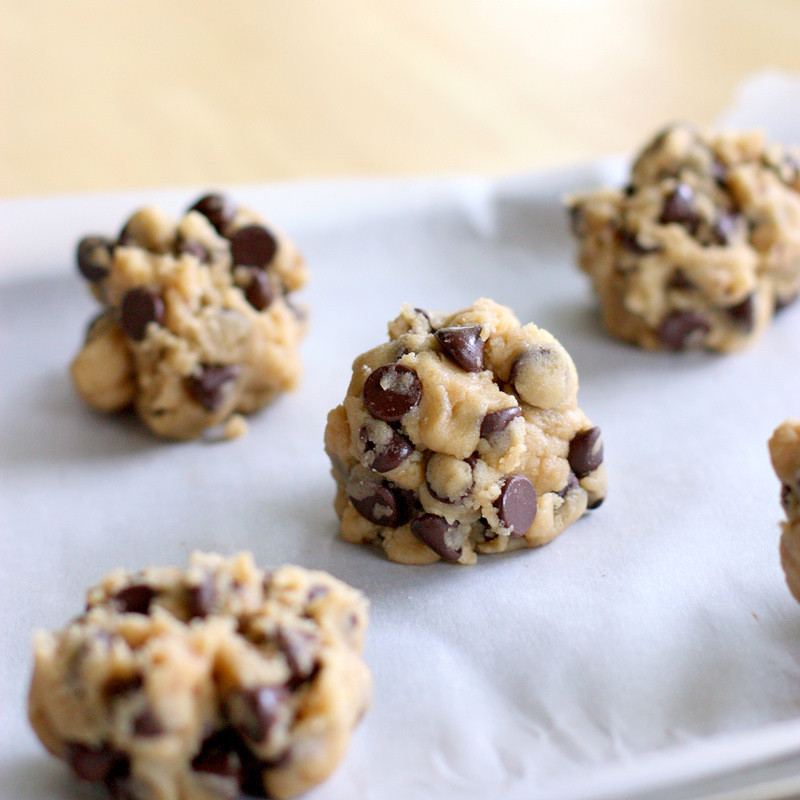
568,427,604,478
229,686,287,742
656,310,710,351
77,236,114,282
65,742,128,782
120,287,165,341
175,238,210,262
114,584,158,615
185,364,241,412
132,708,163,737
187,576,215,619
360,426,414,473
495,475,537,536
243,269,275,311
726,293,756,332
410,513,461,561
659,183,700,232
435,325,484,372
189,193,236,234
480,406,522,439
347,477,407,528
362,364,422,422
229,224,278,267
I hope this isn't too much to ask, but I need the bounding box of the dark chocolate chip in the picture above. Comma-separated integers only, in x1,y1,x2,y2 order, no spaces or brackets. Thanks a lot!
659,182,700,232
120,287,165,341
76,236,114,283
229,225,278,267
557,472,580,499
185,364,241,412
480,406,522,439
132,708,163,737
656,310,710,351
667,269,694,291
277,628,317,685
104,673,143,698
362,364,422,422
359,425,414,472
726,293,756,332
711,213,738,245
65,742,128,783
347,476,408,528
229,686,287,742
622,183,636,197
113,584,158,615
711,158,729,186
494,475,537,536
434,325,484,372
587,495,605,510
243,268,275,311
187,576,216,619
775,292,799,313
189,193,236,234
175,238,210,262
409,513,462,561
191,732,242,791
568,427,604,478
617,228,660,255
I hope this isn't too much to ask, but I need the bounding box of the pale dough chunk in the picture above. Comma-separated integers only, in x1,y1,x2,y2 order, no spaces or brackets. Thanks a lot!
568,123,800,352
324,299,607,565
71,193,307,440
769,420,800,603
28,551,370,800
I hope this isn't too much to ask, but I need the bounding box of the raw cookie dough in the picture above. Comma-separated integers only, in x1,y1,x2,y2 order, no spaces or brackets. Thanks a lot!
568,123,800,352
324,298,607,565
769,420,800,603
28,552,370,800
70,193,307,439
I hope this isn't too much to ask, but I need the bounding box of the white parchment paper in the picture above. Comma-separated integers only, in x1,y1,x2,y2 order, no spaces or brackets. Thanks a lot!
4,72,800,800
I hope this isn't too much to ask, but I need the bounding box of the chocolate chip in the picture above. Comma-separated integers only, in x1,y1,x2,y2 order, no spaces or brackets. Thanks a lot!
435,325,484,372
65,742,128,783
568,427,604,478
192,731,242,782
185,364,241,412
557,472,579,499
347,475,408,527
656,310,710,351
228,686,287,742
776,292,798,313
659,183,700,233
243,268,275,311
113,584,158,615
175,238,210,262
277,628,317,683
710,212,738,245
480,406,521,439
76,236,114,283
413,308,434,330
229,224,277,267
189,193,236,234
494,475,537,536
187,576,216,619
120,287,165,341
617,228,660,255
132,708,163,737
667,269,694,291
362,364,422,422
409,513,461,561
359,425,414,472
104,673,143,698
587,495,605,510
307,585,329,602
726,293,756,332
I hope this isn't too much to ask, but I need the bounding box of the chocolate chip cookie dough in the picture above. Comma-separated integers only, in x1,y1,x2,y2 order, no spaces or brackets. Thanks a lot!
568,123,800,352
769,421,800,604
28,552,370,800
70,193,307,439
324,299,607,565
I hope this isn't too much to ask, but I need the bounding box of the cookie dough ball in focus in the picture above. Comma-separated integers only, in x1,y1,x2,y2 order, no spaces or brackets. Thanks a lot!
324,298,607,565
28,551,370,800
70,192,308,440
568,123,800,352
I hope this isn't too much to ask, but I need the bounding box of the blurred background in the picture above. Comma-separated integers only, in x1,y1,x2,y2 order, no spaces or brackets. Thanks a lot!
4,0,800,197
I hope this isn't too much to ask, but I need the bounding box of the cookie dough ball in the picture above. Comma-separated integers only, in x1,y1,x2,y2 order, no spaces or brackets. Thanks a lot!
70,192,308,439
568,123,800,352
28,552,370,800
324,299,607,565
769,421,800,603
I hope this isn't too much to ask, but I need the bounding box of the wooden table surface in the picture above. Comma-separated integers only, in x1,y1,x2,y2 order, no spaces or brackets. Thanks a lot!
4,0,800,197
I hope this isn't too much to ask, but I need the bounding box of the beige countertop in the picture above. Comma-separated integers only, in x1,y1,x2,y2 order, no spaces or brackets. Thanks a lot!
4,0,800,196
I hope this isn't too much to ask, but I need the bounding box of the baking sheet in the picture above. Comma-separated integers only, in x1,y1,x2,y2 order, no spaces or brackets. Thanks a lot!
4,72,800,800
